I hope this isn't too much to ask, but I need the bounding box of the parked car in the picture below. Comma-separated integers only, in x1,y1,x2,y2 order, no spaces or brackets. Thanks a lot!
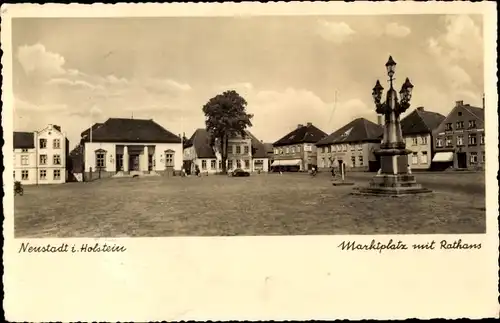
229,168,250,177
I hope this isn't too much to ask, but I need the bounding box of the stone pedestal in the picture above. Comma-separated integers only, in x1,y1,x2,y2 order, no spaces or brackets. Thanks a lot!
353,149,431,196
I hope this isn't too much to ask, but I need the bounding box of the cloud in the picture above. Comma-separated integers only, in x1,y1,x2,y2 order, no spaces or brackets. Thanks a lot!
47,78,104,91
384,23,411,38
316,20,356,44
14,96,68,113
17,43,66,77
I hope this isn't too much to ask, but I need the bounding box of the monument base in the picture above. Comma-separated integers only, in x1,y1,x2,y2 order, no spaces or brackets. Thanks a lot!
332,180,355,186
351,174,432,197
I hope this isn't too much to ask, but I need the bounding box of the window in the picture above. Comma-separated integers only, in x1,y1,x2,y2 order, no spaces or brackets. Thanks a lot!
279,148,283,155
236,145,241,154
39,138,47,149
96,152,105,168
420,151,428,164
468,134,477,145
218,160,222,170
53,139,61,149
458,111,462,116
327,146,331,153
445,123,453,131
470,152,478,164
165,152,174,166
482,152,485,163
21,149,29,153
456,135,464,146
291,146,295,153
236,160,241,168
210,160,216,170
254,160,264,170
412,137,418,146
40,169,47,180
274,148,279,155
228,160,233,169
480,133,485,145
350,145,355,151
244,160,250,169
21,155,29,165
244,146,249,154
201,160,207,170
296,146,301,153
358,144,363,151
322,147,325,153
436,137,443,148
39,154,47,165
351,156,356,167
53,154,61,165
421,136,428,145
412,153,418,165
53,169,61,180
456,121,464,130
228,145,234,154
445,136,453,147
358,156,363,166
285,147,289,154
22,170,29,180
13,171,16,179
468,120,477,129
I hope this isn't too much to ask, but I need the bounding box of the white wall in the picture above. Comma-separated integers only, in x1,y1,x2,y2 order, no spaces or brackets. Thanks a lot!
84,142,183,172
404,134,432,169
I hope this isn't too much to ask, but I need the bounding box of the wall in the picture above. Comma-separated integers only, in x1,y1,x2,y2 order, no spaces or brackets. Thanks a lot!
272,143,316,171
84,142,183,173
433,104,486,169
316,142,380,172
404,133,432,170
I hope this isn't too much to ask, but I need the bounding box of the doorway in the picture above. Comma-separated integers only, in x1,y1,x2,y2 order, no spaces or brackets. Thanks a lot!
457,152,467,169
129,154,140,171
116,154,123,172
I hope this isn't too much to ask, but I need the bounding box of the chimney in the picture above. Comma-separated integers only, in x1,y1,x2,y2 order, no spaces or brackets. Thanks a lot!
306,122,312,127
377,115,383,126
417,107,424,112
297,124,303,129
48,124,53,130
455,100,463,107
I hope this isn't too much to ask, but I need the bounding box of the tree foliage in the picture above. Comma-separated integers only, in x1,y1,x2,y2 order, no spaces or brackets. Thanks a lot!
202,90,253,173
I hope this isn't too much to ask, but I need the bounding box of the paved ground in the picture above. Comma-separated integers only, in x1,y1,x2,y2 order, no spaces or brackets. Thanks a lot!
14,172,486,238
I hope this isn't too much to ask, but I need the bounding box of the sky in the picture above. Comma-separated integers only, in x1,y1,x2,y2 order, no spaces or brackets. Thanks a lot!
12,14,484,149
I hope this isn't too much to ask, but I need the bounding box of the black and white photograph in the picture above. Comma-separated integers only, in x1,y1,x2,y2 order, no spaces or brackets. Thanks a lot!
10,9,488,237
2,2,498,321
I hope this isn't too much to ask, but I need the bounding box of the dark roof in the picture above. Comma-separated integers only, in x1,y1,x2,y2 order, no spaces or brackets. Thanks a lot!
316,118,383,146
244,130,268,158
185,128,269,159
81,123,104,138
263,143,274,154
81,118,181,143
14,132,35,149
400,108,446,135
273,123,327,147
185,129,216,158
462,104,484,121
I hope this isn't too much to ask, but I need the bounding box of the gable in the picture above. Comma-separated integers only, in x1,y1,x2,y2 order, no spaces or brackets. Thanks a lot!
433,105,485,134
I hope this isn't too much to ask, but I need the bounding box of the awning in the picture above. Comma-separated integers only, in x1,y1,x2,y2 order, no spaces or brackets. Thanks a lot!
271,159,301,167
432,152,454,162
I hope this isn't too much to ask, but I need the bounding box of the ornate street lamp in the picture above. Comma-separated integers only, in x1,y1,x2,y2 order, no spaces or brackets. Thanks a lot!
353,55,431,196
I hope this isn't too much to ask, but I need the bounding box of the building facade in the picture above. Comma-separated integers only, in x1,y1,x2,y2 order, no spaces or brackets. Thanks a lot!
183,129,269,174
80,118,183,179
399,107,445,170
13,124,68,185
272,123,327,172
316,118,383,172
432,100,485,170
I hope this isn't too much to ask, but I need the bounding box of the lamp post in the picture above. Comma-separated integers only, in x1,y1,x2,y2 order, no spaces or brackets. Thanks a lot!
353,56,431,196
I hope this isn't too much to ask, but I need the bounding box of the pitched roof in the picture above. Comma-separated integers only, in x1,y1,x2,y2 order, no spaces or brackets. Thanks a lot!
462,104,484,121
263,143,274,154
81,118,181,143
244,130,268,158
316,118,383,146
81,123,104,138
13,132,35,149
400,107,446,135
185,128,216,158
273,123,327,147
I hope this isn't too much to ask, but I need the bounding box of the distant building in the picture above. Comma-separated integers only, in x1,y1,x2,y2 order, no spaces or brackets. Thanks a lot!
432,100,485,170
183,128,269,174
316,118,383,172
398,107,446,170
272,122,327,172
13,124,68,185
79,118,182,179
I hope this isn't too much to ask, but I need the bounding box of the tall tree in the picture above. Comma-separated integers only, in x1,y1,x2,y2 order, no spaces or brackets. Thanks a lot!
202,90,253,174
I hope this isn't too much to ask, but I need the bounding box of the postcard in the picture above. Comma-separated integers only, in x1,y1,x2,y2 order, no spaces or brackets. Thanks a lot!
2,2,498,321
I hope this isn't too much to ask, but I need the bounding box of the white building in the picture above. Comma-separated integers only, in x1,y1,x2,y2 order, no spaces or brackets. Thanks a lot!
13,124,68,185
183,128,269,174
79,118,182,180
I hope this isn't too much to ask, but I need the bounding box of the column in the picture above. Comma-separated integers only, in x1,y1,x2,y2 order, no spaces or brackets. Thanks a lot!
123,146,129,173
142,145,148,171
